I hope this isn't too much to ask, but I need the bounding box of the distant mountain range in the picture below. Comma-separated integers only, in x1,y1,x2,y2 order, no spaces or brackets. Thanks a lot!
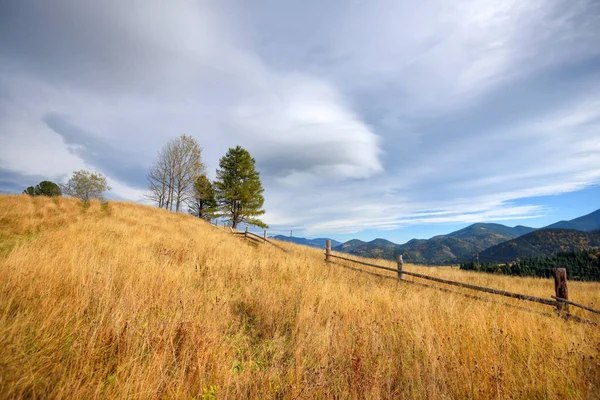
270,235,342,249
271,207,600,264
334,238,402,260
333,223,536,265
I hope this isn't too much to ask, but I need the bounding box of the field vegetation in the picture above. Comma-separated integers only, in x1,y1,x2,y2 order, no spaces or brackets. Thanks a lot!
1,195,599,398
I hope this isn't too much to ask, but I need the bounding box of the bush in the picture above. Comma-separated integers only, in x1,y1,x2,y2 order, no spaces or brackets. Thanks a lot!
23,181,62,197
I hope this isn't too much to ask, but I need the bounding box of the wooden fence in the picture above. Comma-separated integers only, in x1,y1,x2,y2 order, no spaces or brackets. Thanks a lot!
324,240,600,319
210,221,289,253
207,222,598,321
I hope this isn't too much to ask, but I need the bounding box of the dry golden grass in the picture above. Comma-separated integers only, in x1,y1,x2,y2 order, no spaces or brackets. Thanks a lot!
0,194,599,399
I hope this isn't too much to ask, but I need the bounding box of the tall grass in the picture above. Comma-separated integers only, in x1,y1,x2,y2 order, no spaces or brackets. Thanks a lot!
0,195,598,399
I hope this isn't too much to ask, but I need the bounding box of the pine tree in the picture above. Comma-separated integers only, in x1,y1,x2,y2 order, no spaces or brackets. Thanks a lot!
188,174,217,221
214,146,267,229
23,181,62,197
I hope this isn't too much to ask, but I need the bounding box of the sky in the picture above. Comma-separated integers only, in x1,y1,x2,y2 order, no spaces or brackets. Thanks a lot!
1,0,599,244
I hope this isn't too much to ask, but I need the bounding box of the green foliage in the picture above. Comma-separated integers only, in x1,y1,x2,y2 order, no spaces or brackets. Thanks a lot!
61,170,111,202
214,146,267,229
201,385,218,400
460,248,600,281
188,174,217,220
23,181,62,197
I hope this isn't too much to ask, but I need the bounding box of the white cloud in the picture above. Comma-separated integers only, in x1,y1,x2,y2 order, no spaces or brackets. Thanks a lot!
230,73,382,182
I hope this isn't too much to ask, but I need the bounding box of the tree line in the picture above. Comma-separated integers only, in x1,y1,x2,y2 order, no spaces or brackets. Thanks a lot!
23,171,111,202
460,248,600,281
20,134,266,229
145,135,267,229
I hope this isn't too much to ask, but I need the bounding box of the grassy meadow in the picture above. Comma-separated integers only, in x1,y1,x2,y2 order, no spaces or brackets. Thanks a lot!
0,195,599,399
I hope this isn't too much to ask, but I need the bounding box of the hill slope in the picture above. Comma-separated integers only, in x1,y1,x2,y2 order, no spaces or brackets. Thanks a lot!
0,195,598,398
335,223,535,264
479,228,600,262
544,208,600,231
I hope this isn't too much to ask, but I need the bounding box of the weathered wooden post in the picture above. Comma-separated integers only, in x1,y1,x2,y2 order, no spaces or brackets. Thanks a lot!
552,268,569,311
263,229,267,243
245,226,248,239
397,254,404,280
325,240,331,263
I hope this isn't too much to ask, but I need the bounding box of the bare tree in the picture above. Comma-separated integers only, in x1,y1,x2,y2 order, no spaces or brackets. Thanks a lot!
146,135,204,212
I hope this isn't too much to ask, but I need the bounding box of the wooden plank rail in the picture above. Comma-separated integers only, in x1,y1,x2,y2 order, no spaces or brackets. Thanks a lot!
231,229,289,253
400,269,559,307
552,296,600,315
327,253,559,307
247,231,289,253
328,253,399,273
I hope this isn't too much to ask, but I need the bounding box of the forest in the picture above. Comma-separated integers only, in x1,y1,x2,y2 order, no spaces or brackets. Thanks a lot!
460,248,600,281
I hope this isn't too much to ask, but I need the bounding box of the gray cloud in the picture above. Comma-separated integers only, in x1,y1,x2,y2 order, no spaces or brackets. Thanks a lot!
0,166,58,194
42,113,148,189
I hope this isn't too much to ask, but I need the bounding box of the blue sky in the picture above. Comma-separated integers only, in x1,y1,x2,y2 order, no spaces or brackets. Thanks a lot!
316,184,600,244
1,0,599,244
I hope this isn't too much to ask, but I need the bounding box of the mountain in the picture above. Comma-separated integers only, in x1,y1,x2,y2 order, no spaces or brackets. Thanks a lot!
270,235,341,249
478,229,600,263
311,238,343,247
333,223,535,264
335,239,367,253
402,236,479,265
446,223,535,241
543,208,600,232
334,238,399,260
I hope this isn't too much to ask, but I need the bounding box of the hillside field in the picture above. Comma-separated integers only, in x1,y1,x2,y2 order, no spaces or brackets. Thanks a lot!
0,195,599,399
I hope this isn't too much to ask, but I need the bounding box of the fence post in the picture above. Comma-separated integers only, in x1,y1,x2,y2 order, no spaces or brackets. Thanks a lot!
245,226,248,239
552,268,569,311
397,254,404,280
263,229,267,243
325,240,331,263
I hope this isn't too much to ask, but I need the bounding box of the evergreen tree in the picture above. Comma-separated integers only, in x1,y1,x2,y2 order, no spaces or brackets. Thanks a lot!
214,146,267,229
23,181,62,197
23,186,37,196
188,174,217,221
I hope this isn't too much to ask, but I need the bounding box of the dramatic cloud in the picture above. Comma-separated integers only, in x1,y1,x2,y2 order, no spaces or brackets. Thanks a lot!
1,0,599,240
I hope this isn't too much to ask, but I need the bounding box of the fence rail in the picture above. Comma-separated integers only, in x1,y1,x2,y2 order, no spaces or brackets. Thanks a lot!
552,296,600,315
212,222,289,253
324,240,600,319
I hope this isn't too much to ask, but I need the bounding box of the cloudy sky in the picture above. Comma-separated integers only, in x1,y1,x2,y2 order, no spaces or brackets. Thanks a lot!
1,0,599,243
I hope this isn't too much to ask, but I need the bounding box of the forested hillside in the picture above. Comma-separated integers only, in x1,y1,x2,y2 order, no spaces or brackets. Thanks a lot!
461,248,600,281
478,229,600,263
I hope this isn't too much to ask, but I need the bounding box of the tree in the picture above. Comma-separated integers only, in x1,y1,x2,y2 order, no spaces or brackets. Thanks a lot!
61,170,111,202
23,181,62,197
188,174,217,220
214,146,267,229
147,135,204,212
